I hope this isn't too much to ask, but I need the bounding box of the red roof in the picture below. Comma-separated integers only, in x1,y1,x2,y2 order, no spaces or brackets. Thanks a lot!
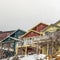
22,23,48,38
32,23,48,32
22,31,40,38
21,30,44,38
0,31,14,41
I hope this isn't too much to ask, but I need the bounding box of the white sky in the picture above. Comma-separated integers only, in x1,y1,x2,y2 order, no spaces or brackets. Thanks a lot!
0,0,60,31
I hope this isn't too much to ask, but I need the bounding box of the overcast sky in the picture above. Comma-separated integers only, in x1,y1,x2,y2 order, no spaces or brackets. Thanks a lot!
0,0,60,31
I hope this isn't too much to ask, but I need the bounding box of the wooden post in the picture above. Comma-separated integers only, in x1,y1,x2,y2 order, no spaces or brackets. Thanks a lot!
36,42,38,54
39,42,41,54
40,42,42,54
1,42,3,49
25,46,27,55
46,41,49,60
22,47,23,55
16,47,18,55
47,41,49,55
39,45,41,54
52,41,54,55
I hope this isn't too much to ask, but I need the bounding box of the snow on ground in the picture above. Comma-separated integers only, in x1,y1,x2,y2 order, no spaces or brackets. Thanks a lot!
37,54,46,59
1,54,46,60
20,54,46,60
2,54,55,60
20,54,37,60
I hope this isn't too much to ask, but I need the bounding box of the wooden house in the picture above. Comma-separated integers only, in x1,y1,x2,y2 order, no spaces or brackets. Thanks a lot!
16,30,41,55
0,30,15,58
16,23,48,55
0,29,26,55
16,20,60,58
36,20,60,57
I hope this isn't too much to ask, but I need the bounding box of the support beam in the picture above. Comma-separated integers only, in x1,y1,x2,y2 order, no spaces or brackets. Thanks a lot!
52,41,54,55
47,41,49,56
25,46,27,55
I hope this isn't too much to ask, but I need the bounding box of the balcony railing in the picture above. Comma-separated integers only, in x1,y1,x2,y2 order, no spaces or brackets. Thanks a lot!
18,30,60,46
